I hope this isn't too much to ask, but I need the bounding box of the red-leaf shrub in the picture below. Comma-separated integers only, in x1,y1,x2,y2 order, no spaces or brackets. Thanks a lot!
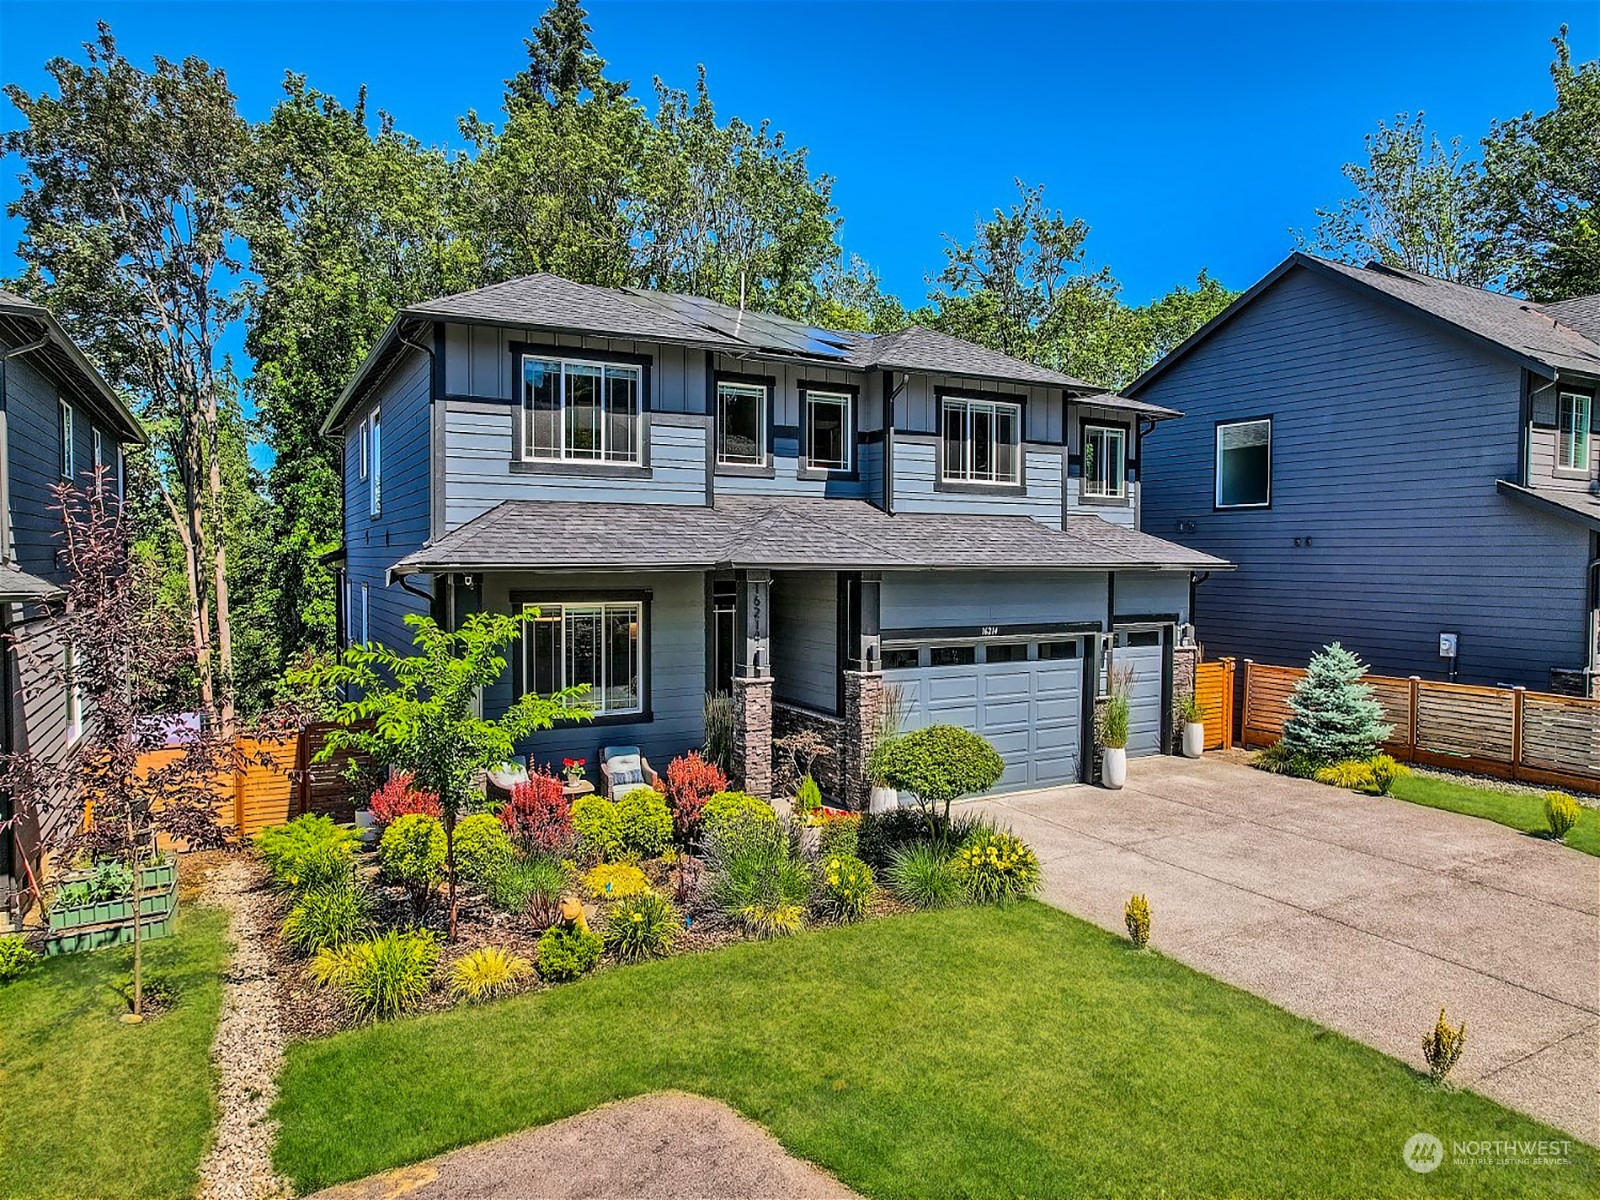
664,751,728,841
368,771,441,827
501,770,573,853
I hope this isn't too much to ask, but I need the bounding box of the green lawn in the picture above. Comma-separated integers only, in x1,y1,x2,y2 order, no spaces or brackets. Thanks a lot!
1390,774,1600,856
0,905,229,1200
274,904,1599,1198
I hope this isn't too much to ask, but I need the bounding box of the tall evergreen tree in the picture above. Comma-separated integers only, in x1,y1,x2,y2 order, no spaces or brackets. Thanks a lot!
1280,643,1392,764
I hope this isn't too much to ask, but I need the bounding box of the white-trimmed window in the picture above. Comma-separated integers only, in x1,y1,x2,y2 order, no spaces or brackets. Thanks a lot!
66,643,83,744
1216,418,1271,508
368,408,382,516
360,584,369,645
941,396,1020,485
716,380,767,466
523,355,642,463
1558,391,1591,474
803,389,852,472
1082,425,1127,499
524,600,644,716
59,399,74,480
92,429,104,497
358,417,369,481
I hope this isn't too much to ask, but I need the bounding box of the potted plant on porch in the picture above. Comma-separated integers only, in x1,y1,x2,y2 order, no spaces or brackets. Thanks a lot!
1098,674,1132,790
1176,693,1207,759
864,683,907,814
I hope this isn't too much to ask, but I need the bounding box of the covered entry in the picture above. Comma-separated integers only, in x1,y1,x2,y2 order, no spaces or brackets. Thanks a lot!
883,636,1087,791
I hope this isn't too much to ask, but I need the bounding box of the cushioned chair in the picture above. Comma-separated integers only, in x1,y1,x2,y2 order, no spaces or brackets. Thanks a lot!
600,745,659,800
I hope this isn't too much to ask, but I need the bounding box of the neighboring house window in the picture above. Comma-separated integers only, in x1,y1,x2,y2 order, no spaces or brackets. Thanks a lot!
92,429,104,497
368,408,382,516
803,389,852,472
524,600,644,716
360,584,369,645
1215,418,1271,508
66,643,83,744
523,356,642,464
358,417,369,481
942,396,1020,485
1081,425,1127,499
1558,391,1592,473
60,399,74,480
716,380,767,467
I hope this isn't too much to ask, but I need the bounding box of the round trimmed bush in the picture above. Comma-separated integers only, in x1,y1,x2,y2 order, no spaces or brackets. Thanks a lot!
700,790,776,850
877,725,1004,820
378,813,446,912
572,788,673,861
453,813,515,885
581,862,651,899
537,923,604,982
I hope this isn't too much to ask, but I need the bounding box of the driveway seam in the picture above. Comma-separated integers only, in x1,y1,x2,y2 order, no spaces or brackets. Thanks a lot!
1467,1020,1600,1086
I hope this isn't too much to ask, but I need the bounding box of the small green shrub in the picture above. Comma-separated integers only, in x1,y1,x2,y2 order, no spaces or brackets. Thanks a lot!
0,934,40,983
1099,691,1131,750
280,880,374,954
1315,759,1376,790
604,891,680,961
537,923,604,981
378,813,446,912
793,774,823,821
857,807,926,869
256,815,359,895
331,930,439,1022
1544,792,1581,841
885,843,962,910
1251,741,1320,778
704,819,813,938
581,862,650,899
815,853,874,923
449,946,531,1003
452,813,515,885
571,787,673,861
818,812,860,859
877,725,1005,827
700,791,776,850
1125,894,1151,949
486,853,571,924
1366,754,1409,795
1422,1007,1466,1085
953,826,1041,905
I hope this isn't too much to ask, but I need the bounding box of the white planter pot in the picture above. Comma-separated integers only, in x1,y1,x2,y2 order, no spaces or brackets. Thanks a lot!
1102,747,1127,790
1182,721,1205,759
868,784,899,814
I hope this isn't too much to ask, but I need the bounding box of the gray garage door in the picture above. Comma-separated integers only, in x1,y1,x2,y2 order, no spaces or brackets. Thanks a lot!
883,640,1084,792
1115,630,1166,757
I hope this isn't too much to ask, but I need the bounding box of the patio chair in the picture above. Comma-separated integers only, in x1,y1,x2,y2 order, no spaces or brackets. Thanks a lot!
600,745,659,800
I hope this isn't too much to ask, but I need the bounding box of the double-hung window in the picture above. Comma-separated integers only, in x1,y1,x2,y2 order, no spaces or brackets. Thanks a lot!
1081,425,1127,499
1215,417,1272,508
523,355,642,464
716,380,768,467
59,399,74,480
803,388,852,472
524,600,644,717
941,396,1020,485
1558,391,1592,474
368,408,382,516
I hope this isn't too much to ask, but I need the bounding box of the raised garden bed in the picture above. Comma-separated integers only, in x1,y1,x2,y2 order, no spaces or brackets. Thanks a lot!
44,856,181,955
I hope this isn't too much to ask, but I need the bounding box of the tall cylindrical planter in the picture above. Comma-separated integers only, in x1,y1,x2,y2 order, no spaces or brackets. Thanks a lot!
869,784,898,814
1182,722,1205,759
1102,747,1127,790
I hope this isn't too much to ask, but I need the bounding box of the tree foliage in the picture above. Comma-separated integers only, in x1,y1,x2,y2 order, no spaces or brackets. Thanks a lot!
1280,642,1392,765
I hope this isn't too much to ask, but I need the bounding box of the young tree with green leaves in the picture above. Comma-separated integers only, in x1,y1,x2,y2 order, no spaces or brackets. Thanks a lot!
296,612,590,939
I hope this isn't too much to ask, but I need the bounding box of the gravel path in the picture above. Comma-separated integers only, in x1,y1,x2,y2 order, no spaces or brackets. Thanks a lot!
197,857,294,1200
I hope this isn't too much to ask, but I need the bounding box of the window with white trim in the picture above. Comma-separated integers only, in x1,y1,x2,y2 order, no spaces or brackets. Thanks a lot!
59,399,74,480
716,380,767,466
1082,425,1127,499
360,584,369,645
66,643,83,744
803,389,851,471
1216,418,1271,508
92,429,104,497
523,355,642,463
368,408,382,516
1558,391,1591,473
524,600,644,716
941,396,1020,485
358,418,369,481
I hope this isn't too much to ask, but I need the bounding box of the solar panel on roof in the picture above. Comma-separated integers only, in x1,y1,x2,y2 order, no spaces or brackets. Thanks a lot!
623,288,852,359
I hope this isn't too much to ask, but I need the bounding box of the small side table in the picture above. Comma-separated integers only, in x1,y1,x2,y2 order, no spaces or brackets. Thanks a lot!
562,778,595,800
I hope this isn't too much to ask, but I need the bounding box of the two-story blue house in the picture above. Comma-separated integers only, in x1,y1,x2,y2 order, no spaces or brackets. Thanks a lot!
325,275,1225,803
1134,253,1600,695
1,290,143,917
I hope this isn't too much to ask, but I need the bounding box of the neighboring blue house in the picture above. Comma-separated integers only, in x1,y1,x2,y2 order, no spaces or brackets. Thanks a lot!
324,275,1226,803
1,290,143,918
1133,253,1600,695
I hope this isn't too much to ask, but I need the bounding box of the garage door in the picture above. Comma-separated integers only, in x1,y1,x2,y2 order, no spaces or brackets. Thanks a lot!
1115,630,1166,757
883,640,1084,792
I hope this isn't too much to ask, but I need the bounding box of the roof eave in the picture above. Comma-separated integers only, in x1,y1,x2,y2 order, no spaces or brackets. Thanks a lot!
0,300,144,444
1496,479,1600,533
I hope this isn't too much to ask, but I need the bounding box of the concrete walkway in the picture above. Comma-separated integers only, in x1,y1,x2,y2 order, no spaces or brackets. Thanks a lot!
974,755,1599,1144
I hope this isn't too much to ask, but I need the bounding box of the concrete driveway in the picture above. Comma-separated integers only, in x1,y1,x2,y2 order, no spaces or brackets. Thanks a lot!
974,755,1599,1144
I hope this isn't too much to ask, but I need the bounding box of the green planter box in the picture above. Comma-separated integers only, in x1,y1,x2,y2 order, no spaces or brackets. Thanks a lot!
138,857,177,892
46,878,177,937
43,904,177,956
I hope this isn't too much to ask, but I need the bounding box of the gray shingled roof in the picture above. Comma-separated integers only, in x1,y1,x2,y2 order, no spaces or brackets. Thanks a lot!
0,563,62,602
847,325,1095,389
1496,480,1600,532
1543,293,1600,347
390,495,1229,576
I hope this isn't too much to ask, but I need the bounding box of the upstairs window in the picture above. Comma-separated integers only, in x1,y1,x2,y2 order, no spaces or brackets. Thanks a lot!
1082,425,1127,499
803,388,852,472
1558,391,1591,474
942,396,1020,485
523,356,642,464
1216,417,1271,508
524,600,644,716
59,399,74,480
92,428,105,497
368,408,382,516
716,380,767,467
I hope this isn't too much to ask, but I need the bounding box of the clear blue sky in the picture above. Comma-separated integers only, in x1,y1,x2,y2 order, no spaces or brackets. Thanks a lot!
0,0,1591,313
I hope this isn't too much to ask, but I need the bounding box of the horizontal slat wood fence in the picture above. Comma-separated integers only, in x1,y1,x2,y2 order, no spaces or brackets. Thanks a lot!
1193,658,1236,751
1241,661,1600,792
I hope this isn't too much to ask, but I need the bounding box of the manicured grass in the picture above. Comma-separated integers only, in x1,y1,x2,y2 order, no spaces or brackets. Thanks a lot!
0,905,229,1200
1390,774,1600,856
274,904,1599,1197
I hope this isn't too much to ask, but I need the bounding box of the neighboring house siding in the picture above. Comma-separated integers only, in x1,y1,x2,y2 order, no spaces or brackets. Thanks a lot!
345,347,432,648
1139,265,1589,689
1113,571,1192,622
772,571,837,713
1528,383,1600,493
6,614,78,899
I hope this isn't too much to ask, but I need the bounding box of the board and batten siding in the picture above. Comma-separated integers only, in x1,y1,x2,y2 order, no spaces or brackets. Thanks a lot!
771,571,838,713
890,437,1064,526
1138,264,1591,690
344,347,433,649
1113,571,1192,622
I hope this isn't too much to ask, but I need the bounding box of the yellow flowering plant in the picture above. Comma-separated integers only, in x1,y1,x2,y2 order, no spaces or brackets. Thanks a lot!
814,853,874,923
602,890,680,962
953,826,1041,905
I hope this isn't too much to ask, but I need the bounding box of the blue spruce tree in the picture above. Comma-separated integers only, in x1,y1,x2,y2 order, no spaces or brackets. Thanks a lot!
1280,642,1391,763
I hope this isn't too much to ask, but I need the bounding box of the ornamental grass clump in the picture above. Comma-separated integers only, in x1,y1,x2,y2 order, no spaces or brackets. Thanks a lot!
581,862,650,899
1280,642,1391,766
322,930,439,1022
814,853,874,923
486,853,571,925
256,815,359,895
280,880,374,954
953,826,1041,905
604,891,680,961
1545,791,1581,842
885,842,962,910
537,923,604,981
1422,1007,1466,1086
704,818,813,938
1125,894,1152,949
449,946,532,1003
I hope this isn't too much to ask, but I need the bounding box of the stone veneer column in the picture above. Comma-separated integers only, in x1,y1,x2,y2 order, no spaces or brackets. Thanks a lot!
1170,644,1198,753
841,670,885,812
731,675,774,799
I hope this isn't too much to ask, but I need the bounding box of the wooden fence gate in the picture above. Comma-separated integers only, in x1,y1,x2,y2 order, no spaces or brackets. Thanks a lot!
1193,658,1236,750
